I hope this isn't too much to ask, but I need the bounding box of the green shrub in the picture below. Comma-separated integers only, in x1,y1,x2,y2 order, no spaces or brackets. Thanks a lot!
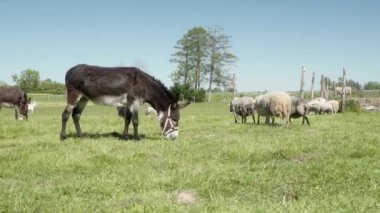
170,83,206,102
339,99,361,112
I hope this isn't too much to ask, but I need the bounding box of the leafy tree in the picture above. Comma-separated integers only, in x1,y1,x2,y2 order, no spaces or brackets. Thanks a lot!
206,27,237,102
12,69,40,92
363,81,380,90
170,26,237,102
171,27,210,90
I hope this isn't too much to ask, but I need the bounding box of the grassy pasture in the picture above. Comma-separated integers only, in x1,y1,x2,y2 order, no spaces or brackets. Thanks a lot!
0,100,379,212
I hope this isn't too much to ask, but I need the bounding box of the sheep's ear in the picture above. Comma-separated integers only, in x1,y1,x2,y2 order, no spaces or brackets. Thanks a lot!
27,97,32,104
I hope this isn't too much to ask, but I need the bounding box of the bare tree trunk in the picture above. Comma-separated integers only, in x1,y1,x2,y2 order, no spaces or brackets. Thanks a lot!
311,71,315,100
183,54,189,85
341,68,347,112
300,66,305,100
208,64,214,102
195,60,201,90
232,73,237,97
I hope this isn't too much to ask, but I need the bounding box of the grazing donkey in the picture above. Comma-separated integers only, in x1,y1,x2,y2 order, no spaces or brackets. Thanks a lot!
0,87,31,120
60,64,189,140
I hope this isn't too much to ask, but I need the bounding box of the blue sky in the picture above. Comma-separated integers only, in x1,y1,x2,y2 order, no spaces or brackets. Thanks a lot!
0,0,379,92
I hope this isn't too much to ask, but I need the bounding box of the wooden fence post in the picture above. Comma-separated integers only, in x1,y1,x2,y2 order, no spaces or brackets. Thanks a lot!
325,76,329,100
341,68,347,112
311,71,315,100
320,75,325,98
300,66,305,100
333,81,337,97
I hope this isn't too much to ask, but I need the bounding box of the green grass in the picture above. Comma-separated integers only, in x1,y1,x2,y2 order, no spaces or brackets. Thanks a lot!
0,101,379,212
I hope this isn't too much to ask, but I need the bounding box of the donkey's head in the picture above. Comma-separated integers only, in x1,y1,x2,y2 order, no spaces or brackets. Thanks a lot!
159,101,190,140
18,97,31,120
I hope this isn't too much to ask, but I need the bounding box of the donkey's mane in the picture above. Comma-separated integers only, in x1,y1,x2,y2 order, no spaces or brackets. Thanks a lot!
138,69,177,103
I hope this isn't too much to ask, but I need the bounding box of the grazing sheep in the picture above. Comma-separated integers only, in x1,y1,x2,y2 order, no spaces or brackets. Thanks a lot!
28,101,37,114
319,102,333,114
290,96,310,125
328,100,339,114
229,96,256,124
145,106,157,116
305,98,327,114
254,92,291,126
336,86,352,96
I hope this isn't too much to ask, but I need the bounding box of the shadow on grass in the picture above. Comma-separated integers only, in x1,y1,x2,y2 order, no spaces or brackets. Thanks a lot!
65,132,156,141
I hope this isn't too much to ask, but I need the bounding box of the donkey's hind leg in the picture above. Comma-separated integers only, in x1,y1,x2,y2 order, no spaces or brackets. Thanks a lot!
122,108,132,140
60,90,82,140
72,98,89,137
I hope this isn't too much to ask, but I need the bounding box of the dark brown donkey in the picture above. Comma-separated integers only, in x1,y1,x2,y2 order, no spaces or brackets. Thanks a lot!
0,87,31,120
60,64,189,140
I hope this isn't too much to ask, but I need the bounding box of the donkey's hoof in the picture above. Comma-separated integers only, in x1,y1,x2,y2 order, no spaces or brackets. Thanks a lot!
122,134,129,140
60,134,67,140
76,133,84,138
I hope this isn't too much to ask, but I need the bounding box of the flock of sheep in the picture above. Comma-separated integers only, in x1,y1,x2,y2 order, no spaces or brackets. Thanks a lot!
229,92,341,126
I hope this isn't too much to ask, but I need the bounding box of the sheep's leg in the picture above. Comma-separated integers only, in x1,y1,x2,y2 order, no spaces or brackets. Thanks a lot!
302,116,310,126
265,116,271,125
232,110,238,123
242,115,246,124
252,114,256,124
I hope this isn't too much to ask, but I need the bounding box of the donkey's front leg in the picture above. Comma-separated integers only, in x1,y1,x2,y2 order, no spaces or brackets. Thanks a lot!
131,111,140,140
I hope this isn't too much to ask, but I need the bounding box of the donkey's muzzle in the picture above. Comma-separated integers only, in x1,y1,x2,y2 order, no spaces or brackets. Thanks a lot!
164,129,179,140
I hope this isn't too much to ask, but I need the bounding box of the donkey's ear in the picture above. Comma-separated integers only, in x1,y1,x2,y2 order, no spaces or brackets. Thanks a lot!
178,101,190,109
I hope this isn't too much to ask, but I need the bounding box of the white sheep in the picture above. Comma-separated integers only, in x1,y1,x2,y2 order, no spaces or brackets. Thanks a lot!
336,86,352,97
254,92,291,126
328,100,339,114
229,96,256,124
28,101,37,114
145,106,157,116
305,98,327,114
319,101,333,114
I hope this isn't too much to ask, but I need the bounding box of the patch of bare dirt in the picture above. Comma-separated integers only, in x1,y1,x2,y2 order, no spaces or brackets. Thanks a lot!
176,190,197,204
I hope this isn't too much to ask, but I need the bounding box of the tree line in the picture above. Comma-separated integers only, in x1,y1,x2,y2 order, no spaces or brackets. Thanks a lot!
10,69,66,94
